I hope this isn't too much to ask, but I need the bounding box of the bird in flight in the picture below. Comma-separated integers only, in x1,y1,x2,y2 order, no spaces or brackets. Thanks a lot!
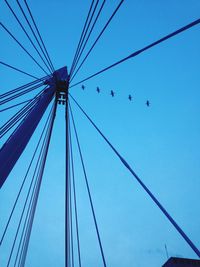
111,90,115,97
97,87,100,93
146,100,150,107
128,94,132,101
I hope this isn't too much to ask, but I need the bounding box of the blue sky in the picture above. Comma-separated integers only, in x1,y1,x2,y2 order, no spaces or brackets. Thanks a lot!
0,1,200,267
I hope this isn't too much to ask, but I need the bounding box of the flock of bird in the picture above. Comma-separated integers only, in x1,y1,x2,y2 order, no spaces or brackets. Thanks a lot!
81,85,150,106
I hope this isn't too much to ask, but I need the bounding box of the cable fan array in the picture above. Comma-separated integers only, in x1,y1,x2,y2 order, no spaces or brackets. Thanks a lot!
0,0,200,267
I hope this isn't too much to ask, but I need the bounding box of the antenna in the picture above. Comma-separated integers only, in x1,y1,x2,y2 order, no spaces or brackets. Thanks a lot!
165,244,169,260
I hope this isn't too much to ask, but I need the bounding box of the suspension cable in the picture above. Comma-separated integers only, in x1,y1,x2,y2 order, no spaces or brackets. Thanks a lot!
0,98,37,136
13,170,40,267
0,100,32,113
65,91,70,267
70,17,200,88
21,0,55,72
4,0,53,74
0,83,44,106
69,156,74,267
6,153,42,267
69,94,200,258
0,101,37,139
14,162,42,267
69,0,96,77
0,76,48,100
5,100,55,267
15,0,54,73
0,104,53,246
0,88,46,138
70,0,100,77
0,22,49,76
0,87,45,132
69,102,107,267
70,0,124,82
70,0,106,78
16,100,56,267
13,104,55,267
69,118,82,267
0,61,41,80
18,101,57,267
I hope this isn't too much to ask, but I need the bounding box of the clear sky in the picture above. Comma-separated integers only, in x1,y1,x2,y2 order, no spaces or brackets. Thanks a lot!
0,1,200,267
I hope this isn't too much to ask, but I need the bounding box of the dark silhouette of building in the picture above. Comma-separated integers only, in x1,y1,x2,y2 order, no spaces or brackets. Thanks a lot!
162,257,200,267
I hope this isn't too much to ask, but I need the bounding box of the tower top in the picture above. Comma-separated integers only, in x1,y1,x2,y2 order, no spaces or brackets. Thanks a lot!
44,66,69,105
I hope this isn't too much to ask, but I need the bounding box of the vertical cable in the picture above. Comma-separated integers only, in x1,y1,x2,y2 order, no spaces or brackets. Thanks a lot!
65,91,70,267
69,102,107,267
19,99,57,267
69,158,74,267
69,119,82,267
69,94,200,259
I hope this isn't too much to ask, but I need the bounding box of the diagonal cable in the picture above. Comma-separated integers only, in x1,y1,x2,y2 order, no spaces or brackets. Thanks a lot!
21,0,55,72
0,87,46,139
69,101,107,267
69,94,200,258
70,0,106,78
4,0,53,74
69,0,96,76
70,0,100,77
16,99,57,267
5,100,55,267
70,17,200,88
13,104,55,267
0,76,48,100
0,22,49,75
0,61,42,80
70,0,124,82
0,99,33,113
0,83,44,106
0,104,53,246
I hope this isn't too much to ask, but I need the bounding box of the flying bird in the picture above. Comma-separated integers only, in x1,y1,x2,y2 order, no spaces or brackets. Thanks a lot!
146,100,150,107
110,90,115,97
97,87,100,93
128,95,132,101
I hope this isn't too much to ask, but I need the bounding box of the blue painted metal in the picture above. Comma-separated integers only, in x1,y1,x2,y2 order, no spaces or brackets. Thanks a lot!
45,66,69,90
0,66,68,188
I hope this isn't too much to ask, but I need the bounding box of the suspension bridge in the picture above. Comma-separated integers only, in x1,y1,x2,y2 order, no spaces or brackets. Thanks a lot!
0,1,200,266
